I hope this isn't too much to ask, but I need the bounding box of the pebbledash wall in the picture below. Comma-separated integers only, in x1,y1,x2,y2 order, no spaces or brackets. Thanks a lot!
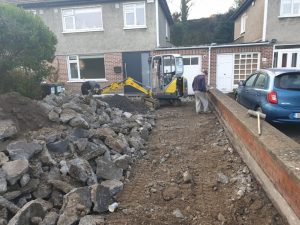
53,42,274,93
53,53,123,93
154,42,274,88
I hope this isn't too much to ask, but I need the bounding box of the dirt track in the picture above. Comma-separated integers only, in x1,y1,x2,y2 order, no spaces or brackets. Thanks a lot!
105,102,287,225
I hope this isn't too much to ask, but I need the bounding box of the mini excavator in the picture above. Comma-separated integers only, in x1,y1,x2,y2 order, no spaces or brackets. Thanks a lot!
82,54,187,109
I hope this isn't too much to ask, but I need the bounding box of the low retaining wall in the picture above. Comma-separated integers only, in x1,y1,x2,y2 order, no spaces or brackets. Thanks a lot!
208,89,300,225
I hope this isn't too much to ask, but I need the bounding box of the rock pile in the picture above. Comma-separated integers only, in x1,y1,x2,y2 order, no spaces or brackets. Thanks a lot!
0,93,154,225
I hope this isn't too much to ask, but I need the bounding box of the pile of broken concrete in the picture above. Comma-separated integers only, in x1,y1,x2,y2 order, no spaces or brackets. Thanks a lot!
0,93,155,225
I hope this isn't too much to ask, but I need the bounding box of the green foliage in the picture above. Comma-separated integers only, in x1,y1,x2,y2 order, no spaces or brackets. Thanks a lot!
0,3,57,76
180,0,192,22
171,10,234,46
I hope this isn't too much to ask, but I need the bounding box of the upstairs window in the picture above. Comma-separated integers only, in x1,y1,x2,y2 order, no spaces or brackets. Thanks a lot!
62,6,103,33
123,2,146,29
240,13,247,34
280,0,300,17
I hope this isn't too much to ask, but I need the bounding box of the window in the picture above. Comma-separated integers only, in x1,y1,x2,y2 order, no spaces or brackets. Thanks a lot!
273,49,300,68
123,2,146,28
280,0,300,16
62,6,103,32
275,73,300,90
254,74,267,89
245,74,258,87
234,53,260,85
241,13,247,34
26,10,37,15
67,56,106,81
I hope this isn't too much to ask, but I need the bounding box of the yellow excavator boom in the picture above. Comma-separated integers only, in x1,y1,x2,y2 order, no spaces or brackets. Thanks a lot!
101,77,152,97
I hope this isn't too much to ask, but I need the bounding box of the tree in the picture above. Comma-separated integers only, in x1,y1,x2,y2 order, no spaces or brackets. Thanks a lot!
234,0,246,8
0,4,57,76
172,12,181,23
180,0,192,22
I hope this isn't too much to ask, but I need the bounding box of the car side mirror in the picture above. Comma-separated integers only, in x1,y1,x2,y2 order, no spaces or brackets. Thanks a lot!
239,81,245,86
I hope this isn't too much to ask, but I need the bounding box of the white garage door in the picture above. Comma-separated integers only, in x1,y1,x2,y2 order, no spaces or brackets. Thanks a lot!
216,54,234,93
182,55,202,95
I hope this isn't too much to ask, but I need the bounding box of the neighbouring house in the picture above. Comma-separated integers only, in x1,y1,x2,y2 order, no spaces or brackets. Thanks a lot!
232,0,300,68
1,0,173,93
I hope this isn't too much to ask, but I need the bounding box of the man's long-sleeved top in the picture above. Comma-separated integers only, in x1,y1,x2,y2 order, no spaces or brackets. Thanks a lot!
192,74,206,92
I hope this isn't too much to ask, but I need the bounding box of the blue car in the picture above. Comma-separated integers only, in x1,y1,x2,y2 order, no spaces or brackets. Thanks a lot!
235,68,300,124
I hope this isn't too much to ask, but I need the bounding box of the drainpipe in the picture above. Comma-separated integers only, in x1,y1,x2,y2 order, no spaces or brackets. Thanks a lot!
208,46,211,86
155,0,160,48
262,0,269,41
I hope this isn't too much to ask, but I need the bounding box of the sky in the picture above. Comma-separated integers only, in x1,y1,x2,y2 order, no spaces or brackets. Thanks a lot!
167,0,236,19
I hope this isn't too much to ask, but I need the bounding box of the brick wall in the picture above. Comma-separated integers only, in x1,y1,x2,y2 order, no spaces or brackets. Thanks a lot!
155,44,274,88
52,53,124,94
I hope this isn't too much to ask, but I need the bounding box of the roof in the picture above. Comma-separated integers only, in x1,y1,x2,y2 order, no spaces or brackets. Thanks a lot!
0,0,173,24
230,0,254,20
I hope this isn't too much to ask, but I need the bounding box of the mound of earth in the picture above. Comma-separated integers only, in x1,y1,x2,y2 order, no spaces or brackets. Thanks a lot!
101,95,149,113
0,92,52,132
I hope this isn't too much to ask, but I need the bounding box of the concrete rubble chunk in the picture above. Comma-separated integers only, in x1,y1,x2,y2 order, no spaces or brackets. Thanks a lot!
80,141,107,161
0,152,9,166
7,200,46,225
79,215,105,225
68,158,97,185
20,173,30,187
0,120,18,141
105,136,128,153
113,155,131,170
0,169,7,194
20,179,40,195
39,147,56,166
57,187,92,225
89,127,116,140
2,160,29,185
217,172,229,184
48,180,75,194
96,158,123,181
60,108,78,123
47,140,69,154
40,211,59,225
69,117,89,129
0,196,20,214
100,180,124,196
6,140,43,161
91,184,114,213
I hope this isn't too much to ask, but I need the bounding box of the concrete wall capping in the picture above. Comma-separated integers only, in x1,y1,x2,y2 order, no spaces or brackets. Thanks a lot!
209,89,300,224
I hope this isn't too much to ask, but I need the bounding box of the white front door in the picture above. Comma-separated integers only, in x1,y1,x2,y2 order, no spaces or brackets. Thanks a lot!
217,54,234,93
182,55,202,95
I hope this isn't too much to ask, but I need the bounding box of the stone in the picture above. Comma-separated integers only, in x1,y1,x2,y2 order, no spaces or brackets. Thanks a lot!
80,142,107,161
20,174,30,187
70,128,90,140
217,213,226,222
74,138,88,152
48,110,60,122
162,185,180,201
50,190,63,208
21,179,40,195
0,120,18,141
79,215,105,225
96,158,123,181
128,136,144,150
105,136,128,153
32,180,52,199
0,196,20,214
217,172,229,184
0,169,7,194
48,180,74,194
3,191,22,201
17,197,28,208
100,180,124,196
183,171,192,183
57,187,92,225
6,140,43,161
39,148,56,166
0,219,7,225
68,158,97,185
40,211,59,225
2,160,29,185
91,184,114,213
0,152,9,166
172,209,184,218
47,140,69,153
69,117,89,129
60,108,78,123
113,155,131,170
123,112,132,118
7,200,46,225
89,127,116,140
31,217,42,225
59,160,69,176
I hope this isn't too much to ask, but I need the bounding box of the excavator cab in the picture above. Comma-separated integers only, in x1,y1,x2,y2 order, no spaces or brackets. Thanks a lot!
150,54,187,105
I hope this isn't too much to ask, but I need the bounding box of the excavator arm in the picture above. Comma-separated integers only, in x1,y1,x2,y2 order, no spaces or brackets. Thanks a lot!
101,77,152,97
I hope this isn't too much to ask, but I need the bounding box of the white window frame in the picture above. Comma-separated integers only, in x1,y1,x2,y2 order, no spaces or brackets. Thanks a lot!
273,49,300,68
166,21,169,39
123,1,147,29
240,13,247,34
26,9,37,15
61,6,104,33
67,55,107,82
280,0,300,17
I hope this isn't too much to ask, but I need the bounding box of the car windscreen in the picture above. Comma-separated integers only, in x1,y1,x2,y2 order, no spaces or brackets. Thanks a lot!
274,73,300,91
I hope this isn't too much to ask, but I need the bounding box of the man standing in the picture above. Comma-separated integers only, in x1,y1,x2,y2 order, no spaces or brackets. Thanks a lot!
192,70,209,114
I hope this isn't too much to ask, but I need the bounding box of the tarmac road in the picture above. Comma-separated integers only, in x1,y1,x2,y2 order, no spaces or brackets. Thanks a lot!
275,124,300,144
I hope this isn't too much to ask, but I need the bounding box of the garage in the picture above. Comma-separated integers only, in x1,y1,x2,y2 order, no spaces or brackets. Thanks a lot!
182,55,202,95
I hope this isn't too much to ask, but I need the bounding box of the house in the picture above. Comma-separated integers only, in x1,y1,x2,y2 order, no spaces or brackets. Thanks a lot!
1,0,173,93
232,0,300,68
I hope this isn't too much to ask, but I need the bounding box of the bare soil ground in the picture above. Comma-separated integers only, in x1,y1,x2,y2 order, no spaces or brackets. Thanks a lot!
105,102,287,225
